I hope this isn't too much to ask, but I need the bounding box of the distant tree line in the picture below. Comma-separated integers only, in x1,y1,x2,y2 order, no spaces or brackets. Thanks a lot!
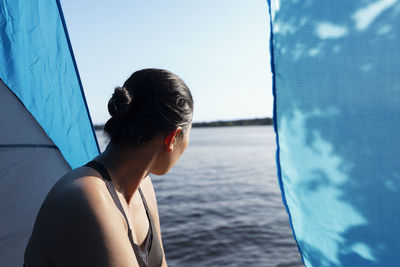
192,117,273,127
94,117,273,130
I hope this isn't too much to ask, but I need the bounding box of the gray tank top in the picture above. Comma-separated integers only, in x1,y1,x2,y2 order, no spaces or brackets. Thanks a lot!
85,161,163,267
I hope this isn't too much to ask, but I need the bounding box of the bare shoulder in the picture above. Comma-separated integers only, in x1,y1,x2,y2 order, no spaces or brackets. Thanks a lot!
31,167,138,267
44,166,121,226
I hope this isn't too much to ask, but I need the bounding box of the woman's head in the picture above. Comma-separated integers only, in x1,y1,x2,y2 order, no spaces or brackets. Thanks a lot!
104,68,193,147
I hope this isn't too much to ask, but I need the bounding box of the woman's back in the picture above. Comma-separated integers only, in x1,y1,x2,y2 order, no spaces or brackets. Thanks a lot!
24,165,163,267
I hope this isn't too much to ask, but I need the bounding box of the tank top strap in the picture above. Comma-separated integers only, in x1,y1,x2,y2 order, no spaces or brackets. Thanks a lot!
137,185,163,267
84,161,148,267
137,187,153,222
84,161,134,241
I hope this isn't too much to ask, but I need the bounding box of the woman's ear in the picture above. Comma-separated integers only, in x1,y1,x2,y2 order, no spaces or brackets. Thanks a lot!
164,128,182,152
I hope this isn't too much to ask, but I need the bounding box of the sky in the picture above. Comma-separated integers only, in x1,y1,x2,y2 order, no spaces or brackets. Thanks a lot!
60,0,273,124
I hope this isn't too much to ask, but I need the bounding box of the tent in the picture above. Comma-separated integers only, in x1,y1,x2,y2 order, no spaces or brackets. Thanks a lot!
0,1,99,266
268,0,400,266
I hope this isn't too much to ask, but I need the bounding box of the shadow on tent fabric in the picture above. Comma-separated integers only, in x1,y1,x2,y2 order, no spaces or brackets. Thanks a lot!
269,0,400,266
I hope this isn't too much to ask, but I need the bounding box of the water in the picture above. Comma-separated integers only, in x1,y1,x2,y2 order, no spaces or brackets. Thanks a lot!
96,126,303,267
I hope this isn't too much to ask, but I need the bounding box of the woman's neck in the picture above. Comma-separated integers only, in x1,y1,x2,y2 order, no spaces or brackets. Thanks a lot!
94,141,160,204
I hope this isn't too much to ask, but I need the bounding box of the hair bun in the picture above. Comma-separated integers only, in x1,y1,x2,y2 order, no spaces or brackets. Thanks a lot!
108,87,132,117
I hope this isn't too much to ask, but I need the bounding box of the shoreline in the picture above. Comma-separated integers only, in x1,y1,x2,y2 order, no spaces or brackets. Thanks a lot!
94,117,273,130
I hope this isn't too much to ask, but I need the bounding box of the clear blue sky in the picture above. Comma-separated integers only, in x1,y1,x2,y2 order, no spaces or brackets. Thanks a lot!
60,0,273,124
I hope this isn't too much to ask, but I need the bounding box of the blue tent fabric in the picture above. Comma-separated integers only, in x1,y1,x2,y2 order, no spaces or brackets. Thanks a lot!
268,0,400,266
0,0,99,168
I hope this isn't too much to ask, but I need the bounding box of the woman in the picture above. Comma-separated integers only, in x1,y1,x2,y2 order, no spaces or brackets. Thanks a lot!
24,69,194,267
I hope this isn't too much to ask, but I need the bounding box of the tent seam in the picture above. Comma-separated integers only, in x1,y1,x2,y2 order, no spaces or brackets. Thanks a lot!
0,144,59,149
266,0,306,265
55,0,101,154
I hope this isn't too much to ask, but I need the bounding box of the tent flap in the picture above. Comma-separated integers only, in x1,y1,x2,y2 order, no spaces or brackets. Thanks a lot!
268,0,400,266
0,0,99,168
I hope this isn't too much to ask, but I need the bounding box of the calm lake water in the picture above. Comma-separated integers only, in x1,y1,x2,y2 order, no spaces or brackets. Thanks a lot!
96,126,303,267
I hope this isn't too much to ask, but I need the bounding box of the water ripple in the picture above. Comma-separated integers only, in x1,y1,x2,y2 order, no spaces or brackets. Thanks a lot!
98,127,303,266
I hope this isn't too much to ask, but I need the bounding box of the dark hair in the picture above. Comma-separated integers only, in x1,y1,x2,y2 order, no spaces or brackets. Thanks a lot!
104,68,193,146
